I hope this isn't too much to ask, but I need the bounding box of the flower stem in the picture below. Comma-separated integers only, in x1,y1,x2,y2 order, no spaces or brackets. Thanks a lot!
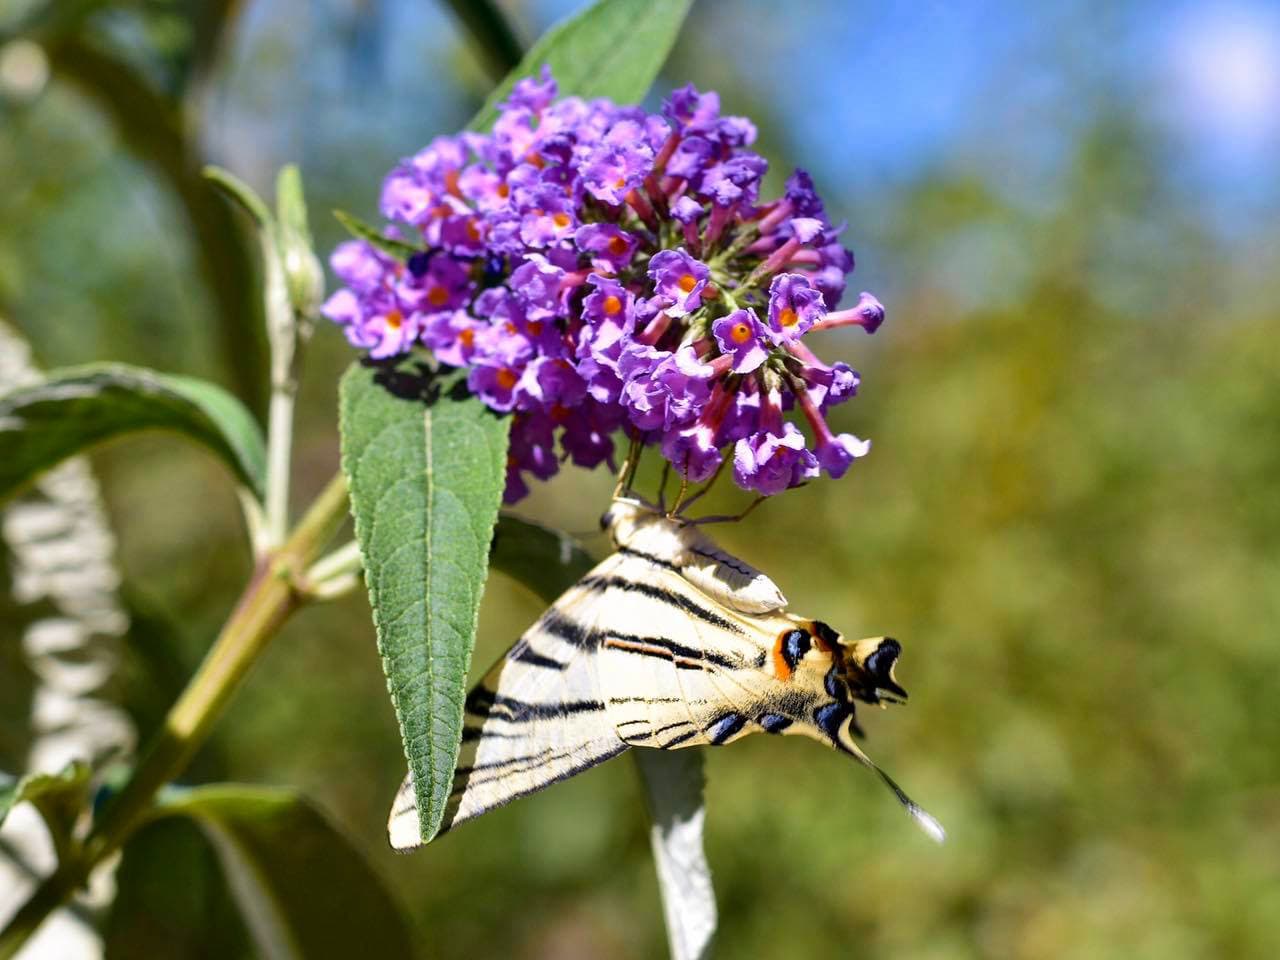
0,471,351,958
264,377,297,547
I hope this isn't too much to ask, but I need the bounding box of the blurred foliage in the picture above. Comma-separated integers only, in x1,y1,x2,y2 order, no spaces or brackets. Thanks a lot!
2,1,1278,958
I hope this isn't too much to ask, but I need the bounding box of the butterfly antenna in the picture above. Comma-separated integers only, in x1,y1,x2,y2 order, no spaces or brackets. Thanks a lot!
657,460,672,511
612,435,643,500
676,454,731,514
689,496,768,526
667,474,690,517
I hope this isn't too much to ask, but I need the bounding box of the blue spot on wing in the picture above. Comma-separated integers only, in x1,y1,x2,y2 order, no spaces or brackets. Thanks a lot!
706,713,748,745
758,713,792,733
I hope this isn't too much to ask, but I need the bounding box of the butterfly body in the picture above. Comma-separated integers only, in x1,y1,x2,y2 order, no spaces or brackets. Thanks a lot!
388,501,941,850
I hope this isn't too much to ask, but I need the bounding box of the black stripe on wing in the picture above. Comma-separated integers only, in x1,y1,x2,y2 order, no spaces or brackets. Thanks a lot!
536,608,597,647
602,631,741,671
506,640,568,670
616,545,679,571
465,689,606,724
445,743,630,816
577,575,744,634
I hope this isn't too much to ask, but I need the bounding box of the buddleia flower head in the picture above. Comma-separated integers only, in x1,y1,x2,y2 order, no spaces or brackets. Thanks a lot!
324,67,885,503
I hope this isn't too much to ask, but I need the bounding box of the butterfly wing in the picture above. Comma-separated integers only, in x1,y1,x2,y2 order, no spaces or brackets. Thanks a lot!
388,553,631,850
593,546,945,842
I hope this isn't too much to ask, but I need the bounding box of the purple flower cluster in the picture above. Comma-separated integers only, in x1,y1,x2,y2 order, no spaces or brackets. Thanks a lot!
324,67,886,503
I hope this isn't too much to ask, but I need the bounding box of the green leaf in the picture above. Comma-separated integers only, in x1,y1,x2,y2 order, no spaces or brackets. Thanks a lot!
0,363,267,503
333,210,423,262
126,783,414,960
275,166,325,320
0,761,92,863
107,815,256,960
204,165,273,230
491,514,595,604
339,361,508,844
468,0,694,132
274,165,311,247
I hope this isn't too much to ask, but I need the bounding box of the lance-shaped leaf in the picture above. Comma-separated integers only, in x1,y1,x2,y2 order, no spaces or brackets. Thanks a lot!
109,783,413,959
333,209,425,262
339,362,508,843
0,363,266,503
468,0,694,132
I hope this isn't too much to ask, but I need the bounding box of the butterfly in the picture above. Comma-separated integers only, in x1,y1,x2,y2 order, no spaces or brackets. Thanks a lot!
388,499,943,849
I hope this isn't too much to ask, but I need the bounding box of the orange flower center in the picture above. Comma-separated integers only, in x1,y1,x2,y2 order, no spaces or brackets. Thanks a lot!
444,168,462,198
497,182,510,198
552,212,571,229
458,328,475,347
678,273,698,293
465,219,482,241
384,310,403,330
779,307,798,327
527,320,544,336
496,368,518,390
603,295,623,316
606,235,629,255
731,322,752,344
614,177,626,189
426,286,449,307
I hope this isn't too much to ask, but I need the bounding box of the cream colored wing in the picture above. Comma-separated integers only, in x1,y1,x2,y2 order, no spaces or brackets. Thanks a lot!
389,552,631,851
604,499,787,613
589,531,944,842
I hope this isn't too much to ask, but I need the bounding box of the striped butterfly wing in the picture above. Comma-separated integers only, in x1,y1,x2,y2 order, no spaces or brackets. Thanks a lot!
389,551,632,850
589,553,776,749
594,548,946,842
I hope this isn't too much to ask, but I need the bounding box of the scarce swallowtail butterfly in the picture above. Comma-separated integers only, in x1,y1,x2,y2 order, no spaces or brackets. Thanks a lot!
388,499,944,849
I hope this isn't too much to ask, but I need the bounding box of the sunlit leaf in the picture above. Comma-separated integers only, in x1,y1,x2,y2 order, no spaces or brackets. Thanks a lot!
339,361,507,844
468,0,694,132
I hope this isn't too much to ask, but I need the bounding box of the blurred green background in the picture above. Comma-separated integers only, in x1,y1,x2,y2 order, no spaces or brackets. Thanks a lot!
2,0,1279,957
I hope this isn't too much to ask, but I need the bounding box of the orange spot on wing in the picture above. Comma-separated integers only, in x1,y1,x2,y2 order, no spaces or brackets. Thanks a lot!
772,635,794,681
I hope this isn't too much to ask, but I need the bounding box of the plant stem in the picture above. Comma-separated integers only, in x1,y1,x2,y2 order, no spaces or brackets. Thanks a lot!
0,472,351,959
265,379,296,545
